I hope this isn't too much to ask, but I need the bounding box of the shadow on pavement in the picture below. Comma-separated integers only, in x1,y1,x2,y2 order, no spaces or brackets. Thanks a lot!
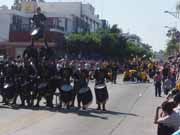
0,104,138,120
86,108,138,117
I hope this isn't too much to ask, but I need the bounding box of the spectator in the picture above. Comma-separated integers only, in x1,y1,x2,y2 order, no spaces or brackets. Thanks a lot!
171,72,177,89
172,129,180,135
162,64,170,82
154,101,180,135
154,71,162,97
163,77,172,95
173,92,180,113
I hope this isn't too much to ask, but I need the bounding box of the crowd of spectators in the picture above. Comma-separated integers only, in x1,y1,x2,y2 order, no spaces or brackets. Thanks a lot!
154,54,180,135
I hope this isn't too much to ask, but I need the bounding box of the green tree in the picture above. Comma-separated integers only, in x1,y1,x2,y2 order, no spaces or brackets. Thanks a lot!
166,39,179,55
110,24,122,34
165,27,180,56
65,25,153,60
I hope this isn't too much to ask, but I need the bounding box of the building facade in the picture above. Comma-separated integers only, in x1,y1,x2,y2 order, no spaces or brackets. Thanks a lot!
0,6,11,42
20,1,102,33
0,1,105,57
0,6,64,57
101,19,110,29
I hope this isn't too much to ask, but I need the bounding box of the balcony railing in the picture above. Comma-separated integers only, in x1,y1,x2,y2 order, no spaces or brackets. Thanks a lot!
10,24,64,33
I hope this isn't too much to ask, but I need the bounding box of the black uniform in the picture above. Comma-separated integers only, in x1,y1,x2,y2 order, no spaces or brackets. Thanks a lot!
94,68,109,111
32,13,47,39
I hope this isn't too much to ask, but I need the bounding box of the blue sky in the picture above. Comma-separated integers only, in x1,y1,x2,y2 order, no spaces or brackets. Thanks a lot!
0,0,179,51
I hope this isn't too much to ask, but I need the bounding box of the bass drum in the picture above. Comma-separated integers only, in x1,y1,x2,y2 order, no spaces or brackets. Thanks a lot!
78,87,93,107
94,84,109,104
60,84,73,105
3,83,16,103
38,82,48,90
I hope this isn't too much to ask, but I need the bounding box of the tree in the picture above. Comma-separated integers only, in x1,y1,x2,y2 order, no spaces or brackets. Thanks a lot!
110,24,122,34
100,33,118,56
127,34,141,44
165,27,180,55
65,24,153,60
12,0,21,10
166,39,179,56
65,33,101,56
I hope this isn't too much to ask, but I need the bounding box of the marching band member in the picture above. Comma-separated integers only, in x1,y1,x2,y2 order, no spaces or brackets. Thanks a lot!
94,66,109,111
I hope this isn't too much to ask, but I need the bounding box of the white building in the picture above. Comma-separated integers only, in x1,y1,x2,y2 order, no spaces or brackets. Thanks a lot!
20,1,102,33
0,6,11,42
0,5,64,57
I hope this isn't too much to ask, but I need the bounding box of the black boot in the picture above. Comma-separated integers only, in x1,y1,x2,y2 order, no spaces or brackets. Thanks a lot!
96,104,101,110
103,104,106,111
67,103,70,110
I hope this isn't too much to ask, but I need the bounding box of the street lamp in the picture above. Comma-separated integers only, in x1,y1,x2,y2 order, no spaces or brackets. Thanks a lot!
164,10,180,19
164,26,175,30
164,26,174,29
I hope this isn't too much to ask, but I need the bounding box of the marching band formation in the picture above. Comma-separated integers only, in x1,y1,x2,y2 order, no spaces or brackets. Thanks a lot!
0,52,120,111
0,7,121,112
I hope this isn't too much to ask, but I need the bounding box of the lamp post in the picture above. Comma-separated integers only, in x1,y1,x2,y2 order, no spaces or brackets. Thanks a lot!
164,26,174,29
164,11,180,19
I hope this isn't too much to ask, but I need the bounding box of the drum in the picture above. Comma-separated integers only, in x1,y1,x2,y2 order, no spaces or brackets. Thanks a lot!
21,81,31,98
78,87,93,107
31,28,40,36
94,84,109,104
38,82,48,90
21,81,29,88
30,27,44,40
3,83,16,102
60,84,73,105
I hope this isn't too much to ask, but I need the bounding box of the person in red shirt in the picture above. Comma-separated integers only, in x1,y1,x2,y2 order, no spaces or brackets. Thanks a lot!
154,71,162,97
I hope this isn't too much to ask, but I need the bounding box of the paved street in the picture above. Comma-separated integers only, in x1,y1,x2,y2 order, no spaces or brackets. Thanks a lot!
0,77,163,135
